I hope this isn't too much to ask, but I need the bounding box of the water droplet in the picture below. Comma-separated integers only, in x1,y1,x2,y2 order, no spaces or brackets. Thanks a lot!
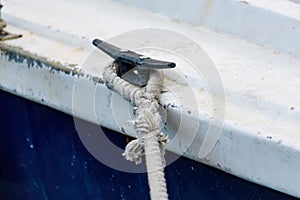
30,144,34,149
72,155,76,159
55,186,60,190
70,162,74,166
128,185,131,189
190,166,194,171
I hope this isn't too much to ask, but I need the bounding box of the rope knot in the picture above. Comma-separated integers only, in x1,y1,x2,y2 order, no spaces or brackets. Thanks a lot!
122,129,169,165
103,63,169,200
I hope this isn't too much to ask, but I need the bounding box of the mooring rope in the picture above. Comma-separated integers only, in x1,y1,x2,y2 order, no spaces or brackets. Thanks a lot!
103,62,169,200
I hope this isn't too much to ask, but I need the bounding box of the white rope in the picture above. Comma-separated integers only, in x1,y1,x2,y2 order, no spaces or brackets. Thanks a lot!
103,63,169,200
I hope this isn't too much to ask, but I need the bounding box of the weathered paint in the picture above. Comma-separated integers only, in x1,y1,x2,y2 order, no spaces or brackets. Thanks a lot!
1,34,300,198
0,43,104,84
115,0,300,58
0,90,296,199
0,0,300,198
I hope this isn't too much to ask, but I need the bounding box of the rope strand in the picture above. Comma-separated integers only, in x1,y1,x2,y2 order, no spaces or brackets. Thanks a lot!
103,63,169,200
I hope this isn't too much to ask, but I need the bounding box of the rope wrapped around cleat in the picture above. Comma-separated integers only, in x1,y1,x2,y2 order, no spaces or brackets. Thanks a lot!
103,62,169,200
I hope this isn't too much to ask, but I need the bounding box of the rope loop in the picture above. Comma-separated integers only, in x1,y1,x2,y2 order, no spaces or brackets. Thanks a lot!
103,63,169,200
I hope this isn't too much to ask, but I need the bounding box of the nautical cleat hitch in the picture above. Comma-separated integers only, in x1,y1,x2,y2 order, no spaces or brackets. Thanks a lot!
92,38,176,87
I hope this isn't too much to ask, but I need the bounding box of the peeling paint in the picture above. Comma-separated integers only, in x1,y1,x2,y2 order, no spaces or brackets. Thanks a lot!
0,43,104,84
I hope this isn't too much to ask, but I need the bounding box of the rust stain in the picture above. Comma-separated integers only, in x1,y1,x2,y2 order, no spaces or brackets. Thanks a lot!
71,47,84,54
199,88,205,93
125,136,132,144
75,47,84,52
199,0,214,24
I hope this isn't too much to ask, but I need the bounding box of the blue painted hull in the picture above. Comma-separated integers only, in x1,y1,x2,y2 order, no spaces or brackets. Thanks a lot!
0,90,297,200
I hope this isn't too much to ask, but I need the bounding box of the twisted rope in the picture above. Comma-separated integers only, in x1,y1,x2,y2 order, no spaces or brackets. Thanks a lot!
103,63,169,200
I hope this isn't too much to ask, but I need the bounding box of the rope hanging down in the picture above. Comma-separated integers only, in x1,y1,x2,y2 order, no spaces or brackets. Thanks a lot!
103,62,169,200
